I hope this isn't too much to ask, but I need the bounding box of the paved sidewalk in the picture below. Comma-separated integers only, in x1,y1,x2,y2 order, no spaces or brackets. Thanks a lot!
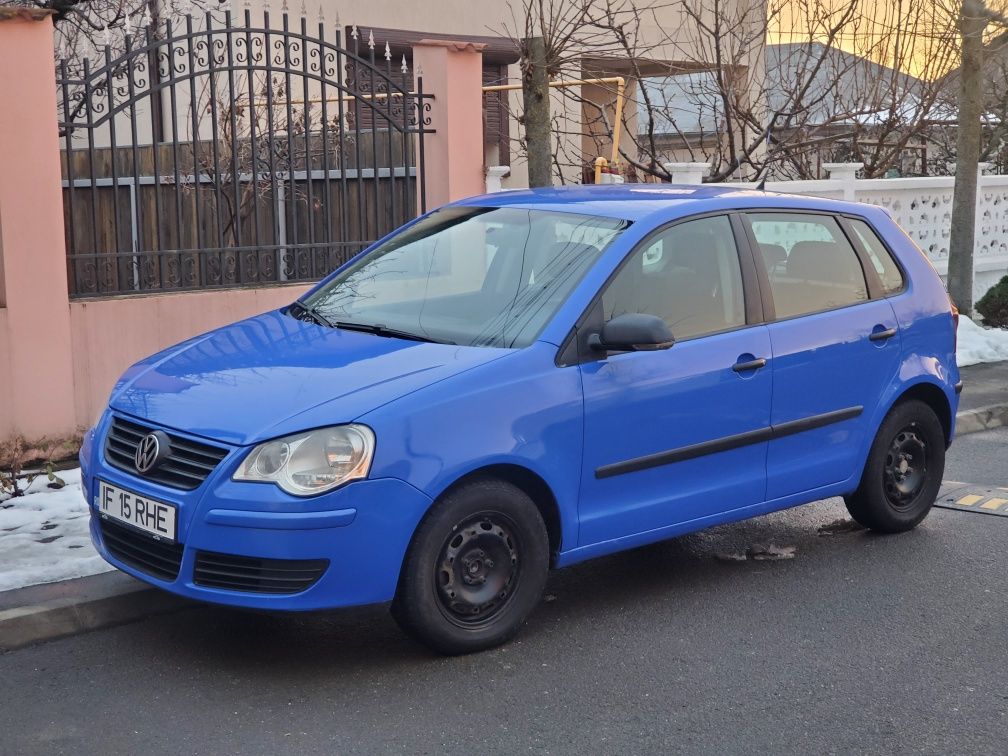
2,361,1006,653
957,360,1008,434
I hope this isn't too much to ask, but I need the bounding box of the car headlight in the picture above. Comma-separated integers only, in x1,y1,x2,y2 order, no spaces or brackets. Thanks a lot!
233,425,375,496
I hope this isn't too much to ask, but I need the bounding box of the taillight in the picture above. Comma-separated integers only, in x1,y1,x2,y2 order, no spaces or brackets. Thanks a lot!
949,294,959,350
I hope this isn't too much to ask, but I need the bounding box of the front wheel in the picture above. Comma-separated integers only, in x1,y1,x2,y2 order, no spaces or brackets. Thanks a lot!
844,399,946,533
391,479,549,655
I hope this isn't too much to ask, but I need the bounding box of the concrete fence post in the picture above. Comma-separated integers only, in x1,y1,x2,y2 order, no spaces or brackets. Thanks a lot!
662,162,710,185
485,166,510,193
823,162,863,201
0,9,77,440
411,40,487,211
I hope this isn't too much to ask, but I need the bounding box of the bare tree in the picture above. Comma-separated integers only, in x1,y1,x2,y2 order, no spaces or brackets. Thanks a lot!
949,0,989,315
505,0,671,185
500,0,963,184
947,0,1008,315
926,39,1008,176
618,0,963,181
189,71,318,250
522,35,552,187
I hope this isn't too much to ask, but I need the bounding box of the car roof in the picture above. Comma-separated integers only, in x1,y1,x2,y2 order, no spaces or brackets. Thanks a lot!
453,184,885,224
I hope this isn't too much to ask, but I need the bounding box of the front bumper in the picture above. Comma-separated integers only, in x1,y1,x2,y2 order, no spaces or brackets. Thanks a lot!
82,417,433,611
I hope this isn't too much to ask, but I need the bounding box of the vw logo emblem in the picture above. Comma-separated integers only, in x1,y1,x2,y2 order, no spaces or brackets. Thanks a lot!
135,432,168,474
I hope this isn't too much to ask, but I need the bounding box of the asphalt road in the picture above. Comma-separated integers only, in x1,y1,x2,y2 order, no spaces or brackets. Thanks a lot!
1,433,1006,756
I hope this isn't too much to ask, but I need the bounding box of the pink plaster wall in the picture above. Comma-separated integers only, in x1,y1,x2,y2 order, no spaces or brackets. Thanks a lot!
69,284,307,427
0,14,77,440
412,41,487,210
0,308,13,436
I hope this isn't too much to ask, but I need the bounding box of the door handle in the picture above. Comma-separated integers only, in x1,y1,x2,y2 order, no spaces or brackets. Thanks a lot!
732,357,767,372
869,327,897,342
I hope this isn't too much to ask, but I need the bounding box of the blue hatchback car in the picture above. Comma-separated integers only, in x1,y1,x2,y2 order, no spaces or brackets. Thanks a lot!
80,185,961,653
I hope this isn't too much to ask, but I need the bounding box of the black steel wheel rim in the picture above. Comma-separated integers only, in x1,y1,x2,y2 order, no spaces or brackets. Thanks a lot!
883,424,928,508
434,512,521,627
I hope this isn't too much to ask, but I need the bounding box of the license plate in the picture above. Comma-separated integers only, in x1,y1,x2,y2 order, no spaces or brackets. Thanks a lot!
98,480,177,542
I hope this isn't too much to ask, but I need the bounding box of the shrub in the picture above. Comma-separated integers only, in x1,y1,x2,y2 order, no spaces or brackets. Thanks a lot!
0,434,82,499
976,275,1008,329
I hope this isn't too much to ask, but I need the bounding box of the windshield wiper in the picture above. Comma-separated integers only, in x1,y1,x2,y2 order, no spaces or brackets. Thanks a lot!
290,300,335,328
333,320,450,344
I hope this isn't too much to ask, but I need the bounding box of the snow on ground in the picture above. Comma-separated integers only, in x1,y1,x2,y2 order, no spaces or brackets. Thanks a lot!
0,469,112,592
957,316,1008,367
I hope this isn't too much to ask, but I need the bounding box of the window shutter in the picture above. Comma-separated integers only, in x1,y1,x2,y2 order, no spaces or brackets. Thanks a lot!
482,64,510,167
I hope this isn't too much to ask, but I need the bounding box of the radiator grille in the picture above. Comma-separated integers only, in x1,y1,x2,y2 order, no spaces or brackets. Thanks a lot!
104,416,229,490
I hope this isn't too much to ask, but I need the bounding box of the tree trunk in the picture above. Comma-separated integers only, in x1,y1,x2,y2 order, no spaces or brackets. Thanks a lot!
949,0,986,315
522,36,552,188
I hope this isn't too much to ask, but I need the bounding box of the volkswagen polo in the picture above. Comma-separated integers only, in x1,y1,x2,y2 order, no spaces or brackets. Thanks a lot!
80,185,961,654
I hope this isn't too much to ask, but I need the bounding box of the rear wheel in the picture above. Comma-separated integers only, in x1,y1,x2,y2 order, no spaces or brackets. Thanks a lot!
844,399,945,533
391,479,549,655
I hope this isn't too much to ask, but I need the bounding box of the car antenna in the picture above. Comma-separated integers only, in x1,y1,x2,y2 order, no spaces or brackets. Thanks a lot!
755,169,768,192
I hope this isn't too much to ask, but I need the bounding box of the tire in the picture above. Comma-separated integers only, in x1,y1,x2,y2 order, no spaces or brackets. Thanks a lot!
391,478,550,655
844,399,946,533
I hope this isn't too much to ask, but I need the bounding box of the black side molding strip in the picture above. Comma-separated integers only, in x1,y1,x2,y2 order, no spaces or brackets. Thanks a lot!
770,406,864,440
595,406,863,479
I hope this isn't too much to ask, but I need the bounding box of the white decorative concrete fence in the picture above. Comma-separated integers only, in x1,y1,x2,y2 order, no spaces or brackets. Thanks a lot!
664,161,1008,302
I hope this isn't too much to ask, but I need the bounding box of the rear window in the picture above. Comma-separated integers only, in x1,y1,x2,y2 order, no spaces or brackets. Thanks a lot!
748,213,869,319
847,218,905,295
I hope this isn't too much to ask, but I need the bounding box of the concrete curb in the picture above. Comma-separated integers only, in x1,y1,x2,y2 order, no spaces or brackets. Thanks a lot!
2,400,1006,652
955,403,1008,436
0,571,192,652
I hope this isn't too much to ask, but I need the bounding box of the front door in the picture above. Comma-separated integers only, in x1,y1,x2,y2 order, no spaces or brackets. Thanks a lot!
578,215,772,547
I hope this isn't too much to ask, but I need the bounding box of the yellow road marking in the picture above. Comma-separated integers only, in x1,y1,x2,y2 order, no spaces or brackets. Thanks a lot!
980,497,1008,511
957,494,984,506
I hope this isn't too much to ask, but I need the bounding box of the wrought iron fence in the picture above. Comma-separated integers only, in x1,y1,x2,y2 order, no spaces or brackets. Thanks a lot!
57,10,434,298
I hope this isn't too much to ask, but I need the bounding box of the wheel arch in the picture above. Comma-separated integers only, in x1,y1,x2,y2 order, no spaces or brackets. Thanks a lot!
887,380,954,446
429,464,566,565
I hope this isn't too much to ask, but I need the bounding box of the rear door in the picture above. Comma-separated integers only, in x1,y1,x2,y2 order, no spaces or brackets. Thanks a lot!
577,214,772,545
743,212,901,501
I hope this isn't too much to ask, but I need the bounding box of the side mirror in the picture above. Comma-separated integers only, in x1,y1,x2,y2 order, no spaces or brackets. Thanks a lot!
587,313,674,353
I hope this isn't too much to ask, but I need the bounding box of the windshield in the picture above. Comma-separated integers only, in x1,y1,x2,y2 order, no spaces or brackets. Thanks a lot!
300,206,628,348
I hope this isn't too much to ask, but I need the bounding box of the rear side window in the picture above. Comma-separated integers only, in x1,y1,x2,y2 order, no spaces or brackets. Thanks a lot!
748,213,869,319
602,215,746,341
847,218,905,295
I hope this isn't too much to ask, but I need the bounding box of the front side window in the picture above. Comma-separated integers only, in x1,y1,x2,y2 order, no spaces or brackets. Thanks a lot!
748,213,868,319
302,206,627,348
602,215,746,341
848,218,905,295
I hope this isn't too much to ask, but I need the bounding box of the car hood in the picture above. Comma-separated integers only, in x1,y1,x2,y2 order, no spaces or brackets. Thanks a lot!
109,310,512,446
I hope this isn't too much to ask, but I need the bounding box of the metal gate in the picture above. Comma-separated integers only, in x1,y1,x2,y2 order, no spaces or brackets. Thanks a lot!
57,10,433,297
